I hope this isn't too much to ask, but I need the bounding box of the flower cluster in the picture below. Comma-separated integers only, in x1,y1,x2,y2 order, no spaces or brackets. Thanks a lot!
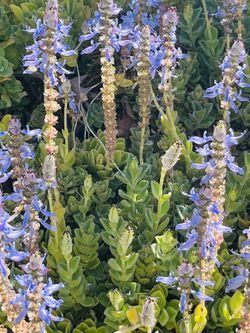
157,262,213,314
226,228,250,333
205,40,250,120
172,121,244,311
23,0,75,83
216,0,247,36
11,254,63,333
157,7,185,96
23,0,76,157
0,118,63,332
79,0,124,56
81,0,123,160
137,25,151,164
177,121,243,261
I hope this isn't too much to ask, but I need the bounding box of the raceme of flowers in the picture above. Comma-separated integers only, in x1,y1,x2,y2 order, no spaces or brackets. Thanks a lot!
215,0,247,35
204,39,250,119
23,0,77,157
157,121,244,312
0,118,63,332
14,0,249,332
178,121,243,260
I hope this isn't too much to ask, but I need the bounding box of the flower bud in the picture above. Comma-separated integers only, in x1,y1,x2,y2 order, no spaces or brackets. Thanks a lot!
108,289,124,311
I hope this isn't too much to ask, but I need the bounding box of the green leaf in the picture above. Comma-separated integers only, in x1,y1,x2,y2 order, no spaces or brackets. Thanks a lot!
9,5,24,22
229,290,244,312
151,181,161,200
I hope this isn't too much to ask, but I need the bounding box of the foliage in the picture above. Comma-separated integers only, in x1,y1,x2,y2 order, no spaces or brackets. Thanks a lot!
0,0,249,333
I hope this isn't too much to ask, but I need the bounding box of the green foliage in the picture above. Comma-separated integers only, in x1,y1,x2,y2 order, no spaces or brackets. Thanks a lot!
73,214,100,271
135,245,157,286
210,291,244,328
179,5,205,48
2,1,249,332
73,319,106,333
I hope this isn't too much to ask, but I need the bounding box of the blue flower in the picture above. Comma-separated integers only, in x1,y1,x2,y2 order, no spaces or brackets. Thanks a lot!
156,275,178,285
178,230,198,252
6,246,28,262
192,278,215,287
13,274,64,326
191,290,213,301
226,270,248,292
204,40,249,116
179,292,187,313
23,4,75,87
189,132,213,145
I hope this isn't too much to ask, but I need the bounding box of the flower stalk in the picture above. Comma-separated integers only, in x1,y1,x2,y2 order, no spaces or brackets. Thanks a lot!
99,0,118,162
137,25,151,164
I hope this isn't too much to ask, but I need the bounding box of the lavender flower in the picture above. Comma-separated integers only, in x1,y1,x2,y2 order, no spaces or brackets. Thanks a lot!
0,117,63,332
23,0,76,156
156,262,213,314
215,0,247,37
178,121,243,260
23,0,75,84
175,121,244,307
157,7,185,96
12,272,63,330
79,0,124,58
204,40,250,119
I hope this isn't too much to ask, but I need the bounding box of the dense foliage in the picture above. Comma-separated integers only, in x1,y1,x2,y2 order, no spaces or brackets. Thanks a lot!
0,0,249,333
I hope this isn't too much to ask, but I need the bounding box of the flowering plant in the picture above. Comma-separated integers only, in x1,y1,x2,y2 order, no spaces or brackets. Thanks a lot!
0,0,249,332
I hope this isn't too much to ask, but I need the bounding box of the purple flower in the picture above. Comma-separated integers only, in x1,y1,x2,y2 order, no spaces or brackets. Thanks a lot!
189,132,213,145
179,292,186,313
156,275,178,285
192,278,215,287
226,271,248,292
191,162,209,170
191,290,213,301
23,4,75,87
178,230,198,252
204,40,249,116
13,274,64,326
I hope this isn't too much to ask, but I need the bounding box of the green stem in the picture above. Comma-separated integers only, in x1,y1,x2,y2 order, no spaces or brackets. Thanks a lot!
150,85,191,166
48,189,53,213
64,97,69,156
183,313,191,333
200,258,207,318
226,34,230,49
48,189,59,248
157,167,167,215
201,0,212,40
139,127,146,165
237,0,243,40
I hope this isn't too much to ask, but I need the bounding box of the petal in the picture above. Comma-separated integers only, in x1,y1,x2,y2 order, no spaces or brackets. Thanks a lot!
179,293,186,313
192,278,215,287
176,220,191,230
156,275,178,285
225,274,246,292
192,290,213,301
81,43,100,54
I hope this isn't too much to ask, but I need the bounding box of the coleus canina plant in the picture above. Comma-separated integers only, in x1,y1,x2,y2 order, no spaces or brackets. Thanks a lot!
0,118,63,332
0,0,248,332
